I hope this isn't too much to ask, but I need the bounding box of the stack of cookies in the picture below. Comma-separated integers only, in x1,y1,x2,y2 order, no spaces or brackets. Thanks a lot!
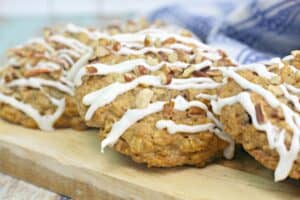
0,20,299,182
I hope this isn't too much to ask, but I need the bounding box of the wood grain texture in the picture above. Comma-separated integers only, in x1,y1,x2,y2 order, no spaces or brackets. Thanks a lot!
0,172,60,200
0,120,299,200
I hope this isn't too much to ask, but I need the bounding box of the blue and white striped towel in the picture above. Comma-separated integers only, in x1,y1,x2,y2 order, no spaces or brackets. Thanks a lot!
149,0,300,64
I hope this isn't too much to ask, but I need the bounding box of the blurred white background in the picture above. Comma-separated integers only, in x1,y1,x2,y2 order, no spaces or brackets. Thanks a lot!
0,0,179,17
0,0,182,55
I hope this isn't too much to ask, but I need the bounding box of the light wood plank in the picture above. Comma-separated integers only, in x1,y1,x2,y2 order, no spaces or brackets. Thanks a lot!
0,120,299,200
0,172,60,200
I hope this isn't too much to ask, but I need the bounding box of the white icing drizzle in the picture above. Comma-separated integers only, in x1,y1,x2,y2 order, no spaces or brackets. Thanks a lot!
65,24,300,180
168,95,234,157
282,55,295,61
118,46,174,55
232,63,277,79
75,59,214,86
220,69,279,107
170,77,215,84
25,62,61,71
116,43,213,59
207,62,279,80
49,35,89,54
101,101,165,152
168,43,193,52
67,25,235,159
67,24,198,46
122,43,144,49
196,93,217,100
59,54,74,65
195,60,213,69
285,84,300,94
6,58,20,66
6,78,74,95
25,38,55,54
156,120,214,134
57,49,81,57
60,76,74,88
32,33,93,81
66,24,108,40
67,49,93,81
75,59,205,85
66,24,221,58
82,75,223,120
101,95,234,159
0,92,65,131
49,35,93,81
202,52,222,61
212,69,300,181
283,55,294,62
115,30,207,49
290,65,300,73
0,25,96,130
260,57,285,69
280,85,300,111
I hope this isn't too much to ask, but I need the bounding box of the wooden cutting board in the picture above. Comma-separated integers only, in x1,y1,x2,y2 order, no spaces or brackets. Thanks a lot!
0,172,60,200
0,120,299,200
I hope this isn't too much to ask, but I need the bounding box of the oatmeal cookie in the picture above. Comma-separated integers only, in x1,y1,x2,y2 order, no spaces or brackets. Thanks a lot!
212,50,300,181
0,25,98,130
74,23,235,167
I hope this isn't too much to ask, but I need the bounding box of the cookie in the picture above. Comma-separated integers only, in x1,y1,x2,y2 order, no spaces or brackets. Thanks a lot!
0,24,98,130
212,50,300,181
74,22,235,167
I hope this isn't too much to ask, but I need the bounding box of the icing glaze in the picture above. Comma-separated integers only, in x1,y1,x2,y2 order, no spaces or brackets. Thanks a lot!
82,75,224,120
0,25,94,130
101,101,165,152
75,59,215,86
101,95,234,158
156,120,215,134
213,67,300,181
74,58,193,85
68,24,235,160
7,78,74,95
196,93,217,100
25,38,55,54
66,24,220,59
0,92,65,130
25,62,61,71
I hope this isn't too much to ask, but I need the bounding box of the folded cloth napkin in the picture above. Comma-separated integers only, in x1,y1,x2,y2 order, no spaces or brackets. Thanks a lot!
149,0,300,64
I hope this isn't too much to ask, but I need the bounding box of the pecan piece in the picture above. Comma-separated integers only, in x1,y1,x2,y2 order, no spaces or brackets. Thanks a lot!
255,103,265,124
158,51,168,61
137,65,149,75
159,72,173,85
86,66,97,74
270,109,284,120
163,100,175,117
4,75,12,83
24,68,51,77
165,73,173,84
144,35,152,47
200,66,210,72
188,107,205,115
193,70,207,77
112,42,121,51
124,73,134,82
50,57,69,69
162,37,176,45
